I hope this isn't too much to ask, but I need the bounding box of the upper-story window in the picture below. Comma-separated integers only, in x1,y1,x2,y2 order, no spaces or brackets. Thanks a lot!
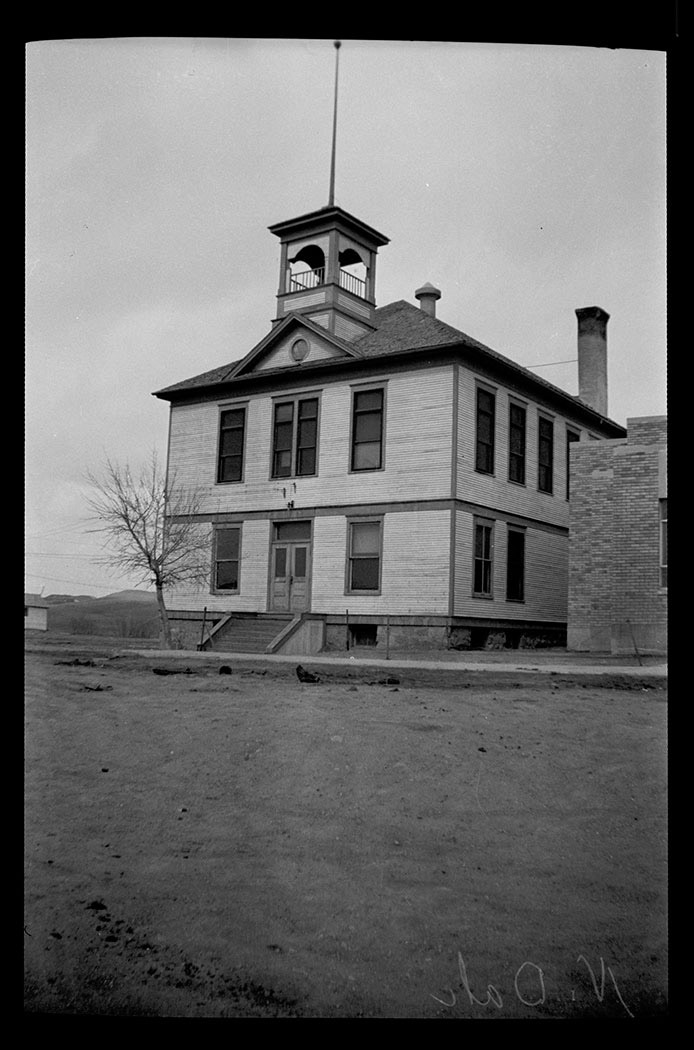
350,388,385,471
566,428,580,499
217,405,247,484
475,387,495,475
538,416,554,494
508,402,526,485
272,396,319,478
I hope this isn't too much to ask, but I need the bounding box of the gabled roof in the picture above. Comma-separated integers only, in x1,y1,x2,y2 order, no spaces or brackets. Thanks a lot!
153,298,625,433
155,312,363,396
25,593,48,608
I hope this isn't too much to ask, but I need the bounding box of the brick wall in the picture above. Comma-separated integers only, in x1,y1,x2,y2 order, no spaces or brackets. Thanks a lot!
568,416,667,653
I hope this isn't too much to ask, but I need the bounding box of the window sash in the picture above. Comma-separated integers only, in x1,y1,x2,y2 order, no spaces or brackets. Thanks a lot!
506,528,525,601
509,404,526,484
214,528,240,591
348,520,381,591
217,407,246,483
475,389,495,474
351,389,384,471
473,521,493,596
272,397,319,478
538,418,554,493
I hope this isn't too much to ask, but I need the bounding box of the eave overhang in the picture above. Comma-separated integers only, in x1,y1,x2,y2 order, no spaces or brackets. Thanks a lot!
154,338,626,437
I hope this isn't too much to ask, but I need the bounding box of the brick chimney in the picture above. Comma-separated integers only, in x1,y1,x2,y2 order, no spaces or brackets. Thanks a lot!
415,283,441,318
576,306,609,417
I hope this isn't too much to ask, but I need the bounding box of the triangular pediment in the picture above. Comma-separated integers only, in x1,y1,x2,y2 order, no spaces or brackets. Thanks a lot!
228,313,364,378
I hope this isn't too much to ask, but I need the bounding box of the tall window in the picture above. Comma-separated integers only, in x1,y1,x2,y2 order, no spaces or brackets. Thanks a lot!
351,388,384,471
476,388,495,474
538,416,554,493
566,428,580,499
506,527,525,602
347,519,382,592
473,518,494,597
272,396,319,478
509,403,526,484
214,527,241,592
217,406,246,483
660,499,667,588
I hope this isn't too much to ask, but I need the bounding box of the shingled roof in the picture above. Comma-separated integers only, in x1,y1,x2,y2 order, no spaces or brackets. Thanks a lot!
155,298,490,397
152,298,623,431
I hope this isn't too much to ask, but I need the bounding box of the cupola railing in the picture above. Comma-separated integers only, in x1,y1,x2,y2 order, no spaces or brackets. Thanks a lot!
285,266,367,300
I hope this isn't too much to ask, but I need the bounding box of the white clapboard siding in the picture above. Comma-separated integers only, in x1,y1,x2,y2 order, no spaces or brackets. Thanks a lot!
453,508,568,621
165,520,271,613
334,314,372,342
311,510,450,615
168,365,455,514
456,365,600,529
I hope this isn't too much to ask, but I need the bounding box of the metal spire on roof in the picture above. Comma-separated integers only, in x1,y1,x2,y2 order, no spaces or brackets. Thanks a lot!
328,41,341,208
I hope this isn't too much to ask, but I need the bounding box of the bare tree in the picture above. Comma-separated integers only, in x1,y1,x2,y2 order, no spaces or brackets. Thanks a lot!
85,453,210,648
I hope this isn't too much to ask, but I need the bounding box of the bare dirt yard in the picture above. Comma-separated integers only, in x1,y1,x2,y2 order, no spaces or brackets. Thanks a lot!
24,634,668,1019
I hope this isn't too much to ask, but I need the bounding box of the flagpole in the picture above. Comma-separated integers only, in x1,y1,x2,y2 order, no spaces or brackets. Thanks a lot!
328,41,341,207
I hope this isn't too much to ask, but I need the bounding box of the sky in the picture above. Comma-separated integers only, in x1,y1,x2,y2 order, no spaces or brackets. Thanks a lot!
25,37,667,597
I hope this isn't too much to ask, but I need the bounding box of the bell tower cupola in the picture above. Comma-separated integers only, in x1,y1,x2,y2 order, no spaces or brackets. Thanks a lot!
267,42,389,343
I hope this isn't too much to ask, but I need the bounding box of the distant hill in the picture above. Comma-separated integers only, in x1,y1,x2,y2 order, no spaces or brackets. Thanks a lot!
48,592,159,639
44,594,95,606
99,589,155,603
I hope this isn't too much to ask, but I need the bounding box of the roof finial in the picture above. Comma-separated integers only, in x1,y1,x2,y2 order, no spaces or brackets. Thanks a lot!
328,41,341,208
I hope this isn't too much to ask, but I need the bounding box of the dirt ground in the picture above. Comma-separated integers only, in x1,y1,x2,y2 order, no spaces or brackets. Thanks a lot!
24,634,668,1019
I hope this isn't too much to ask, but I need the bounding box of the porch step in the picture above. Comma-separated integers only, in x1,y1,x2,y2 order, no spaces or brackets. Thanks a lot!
203,614,292,654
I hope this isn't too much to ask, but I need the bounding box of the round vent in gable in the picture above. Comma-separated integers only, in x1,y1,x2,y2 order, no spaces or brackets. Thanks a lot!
290,337,310,362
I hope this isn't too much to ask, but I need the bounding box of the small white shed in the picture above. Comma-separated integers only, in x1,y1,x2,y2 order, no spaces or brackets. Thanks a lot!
24,593,48,631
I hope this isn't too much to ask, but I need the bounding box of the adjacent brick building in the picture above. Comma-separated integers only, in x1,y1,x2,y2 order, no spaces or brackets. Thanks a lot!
568,415,667,653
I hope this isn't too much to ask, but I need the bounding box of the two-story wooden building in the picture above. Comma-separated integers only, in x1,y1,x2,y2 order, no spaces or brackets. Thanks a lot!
154,203,626,653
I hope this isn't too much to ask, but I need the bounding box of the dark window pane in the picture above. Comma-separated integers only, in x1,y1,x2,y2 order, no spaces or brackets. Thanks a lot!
297,447,316,475
351,557,379,590
298,418,317,449
220,456,242,482
274,548,287,577
216,529,239,560
274,521,312,541
275,403,293,423
274,421,293,450
507,530,525,601
294,547,307,578
221,408,245,429
216,561,238,590
221,428,244,456
355,411,382,443
273,450,291,477
355,390,382,412
298,398,318,420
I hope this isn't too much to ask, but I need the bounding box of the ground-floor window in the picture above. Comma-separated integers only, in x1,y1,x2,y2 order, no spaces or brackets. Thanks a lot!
346,518,383,593
473,517,494,597
506,526,526,602
213,526,241,592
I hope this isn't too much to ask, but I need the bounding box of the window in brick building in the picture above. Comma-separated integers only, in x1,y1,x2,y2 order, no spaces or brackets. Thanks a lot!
660,498,667,588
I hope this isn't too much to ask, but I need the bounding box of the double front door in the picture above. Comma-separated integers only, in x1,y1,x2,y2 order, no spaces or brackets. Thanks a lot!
270,521,312,613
